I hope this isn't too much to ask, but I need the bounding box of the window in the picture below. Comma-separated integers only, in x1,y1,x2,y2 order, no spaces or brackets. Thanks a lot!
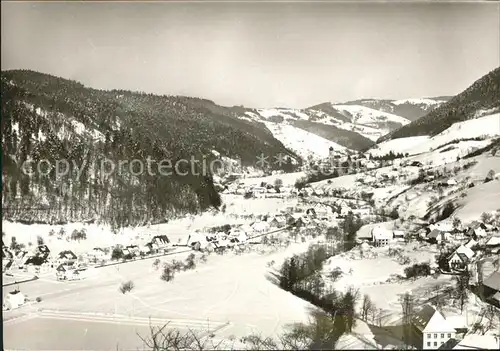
428,333,432,339
434,334,437,338
434,342,437,347
441,334,444,338
427,342,431,347
447,333,451,338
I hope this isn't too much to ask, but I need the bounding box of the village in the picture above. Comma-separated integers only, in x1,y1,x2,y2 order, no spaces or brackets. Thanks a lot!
3,146,500,350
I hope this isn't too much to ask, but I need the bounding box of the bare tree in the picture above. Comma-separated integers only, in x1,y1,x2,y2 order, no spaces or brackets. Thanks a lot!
470,304,499,335
453,270,471,313
137,321,227,351
429,284,446,312
400,292,415,350
360,294,374,321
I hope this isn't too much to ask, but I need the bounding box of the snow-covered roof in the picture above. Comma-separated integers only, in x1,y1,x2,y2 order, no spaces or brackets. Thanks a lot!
457,245,474,259
464,239,478,249
393,230,405,237
372,226,393,240
428,229,443,239
251,221,269,231
412,305,455,333
453,334,499,350
483,271,500,291
485,236,500,246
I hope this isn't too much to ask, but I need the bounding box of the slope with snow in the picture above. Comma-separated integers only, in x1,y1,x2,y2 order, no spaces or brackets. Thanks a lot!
240,104,410,155
263,122,348,160
329,104,411,126
369,113,500,157
306,104,410,141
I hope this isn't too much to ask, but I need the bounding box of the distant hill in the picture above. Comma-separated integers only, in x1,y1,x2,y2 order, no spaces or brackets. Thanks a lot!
379,67,500,142
1,70,298,227
238,103,409,159
341,97,452,121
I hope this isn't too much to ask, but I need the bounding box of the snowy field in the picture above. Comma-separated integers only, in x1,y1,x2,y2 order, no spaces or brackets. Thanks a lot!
263,122,347,159
370,113,500,157
1,195,299,254
322,242,448,321
3,242,316,350
454,179,500,223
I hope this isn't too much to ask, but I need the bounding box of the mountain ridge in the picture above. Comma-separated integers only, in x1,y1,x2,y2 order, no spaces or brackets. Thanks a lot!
378,67,500,143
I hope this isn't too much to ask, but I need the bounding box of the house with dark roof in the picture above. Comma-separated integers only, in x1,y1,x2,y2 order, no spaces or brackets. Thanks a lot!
25,248,51,266
126,245,140,257
268,215,287,229
412,305,456,350
151,235,171,252
57,250,78,265
448,245,474,271
466,222,488,239
36,245,51,255
427,229,450,243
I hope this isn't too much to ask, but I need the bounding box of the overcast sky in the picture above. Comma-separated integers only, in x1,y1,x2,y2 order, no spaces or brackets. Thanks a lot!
1,1,499,108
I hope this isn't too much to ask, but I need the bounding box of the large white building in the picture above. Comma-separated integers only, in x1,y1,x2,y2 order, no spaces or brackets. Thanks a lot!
371,226,393,247
412,305,456,350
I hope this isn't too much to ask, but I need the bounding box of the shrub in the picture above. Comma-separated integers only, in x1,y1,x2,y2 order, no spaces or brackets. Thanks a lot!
58,227,66,238
10,236,21,250
161,265,175,282
294,177,308,190
152,258,161,270
481,212,493,224
36,296,42,303
36,236,44,246
274,178,283,190
111,247,124,261
119,280,134,294
329,267,343,282
48,229,55,237
404,262,431,279
184,254,196,270
171,260,184,271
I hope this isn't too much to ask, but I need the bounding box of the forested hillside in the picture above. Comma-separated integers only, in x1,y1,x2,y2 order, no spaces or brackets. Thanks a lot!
290,120,375,151
1,70,297,228
379,67,500,142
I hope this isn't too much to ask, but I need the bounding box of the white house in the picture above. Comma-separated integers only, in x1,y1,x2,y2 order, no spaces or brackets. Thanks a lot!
464,238,478,249
427,229,450,243
485,235,500,250
251,221,270,233
393,230,405,239
448,245,475,271
88,247,107,263
340,206,353,217
56,250,78,265
151,235,170,252
268,215,287,228
412,304,456,350
313,203,333,219
3,290,26,310
371,226,393,247
351,208,371,218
